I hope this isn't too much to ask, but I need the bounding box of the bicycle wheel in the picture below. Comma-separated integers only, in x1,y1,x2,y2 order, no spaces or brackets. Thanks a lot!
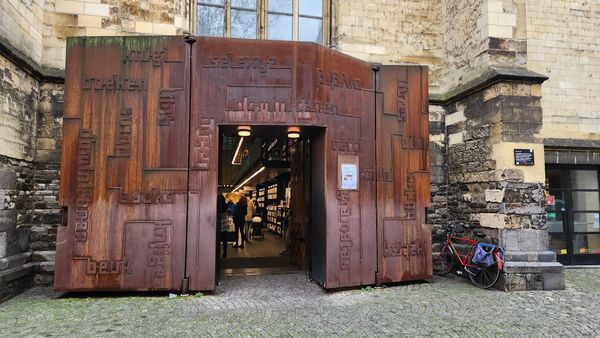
467,251,500,288
432,242,454,276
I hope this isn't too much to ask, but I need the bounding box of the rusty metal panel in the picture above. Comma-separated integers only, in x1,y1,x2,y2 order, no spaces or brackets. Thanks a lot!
188,38,376,290
316,47,376,289
55,36,190,291
376,66,432,283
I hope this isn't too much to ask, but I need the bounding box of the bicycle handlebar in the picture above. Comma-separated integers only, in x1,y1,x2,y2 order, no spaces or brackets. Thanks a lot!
445,222,470,233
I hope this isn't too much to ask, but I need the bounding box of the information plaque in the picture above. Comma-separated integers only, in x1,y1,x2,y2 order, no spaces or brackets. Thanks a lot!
514,148,535,166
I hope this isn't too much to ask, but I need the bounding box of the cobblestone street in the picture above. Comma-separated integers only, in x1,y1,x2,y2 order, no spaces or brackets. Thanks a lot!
0,269,598,337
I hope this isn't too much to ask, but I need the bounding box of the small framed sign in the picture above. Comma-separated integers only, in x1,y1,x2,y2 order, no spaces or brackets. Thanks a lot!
338,154,359,191
514,148,534,166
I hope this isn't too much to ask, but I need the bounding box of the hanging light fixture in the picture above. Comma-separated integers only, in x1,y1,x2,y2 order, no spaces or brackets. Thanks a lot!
237,126,251,137
287,126,300,139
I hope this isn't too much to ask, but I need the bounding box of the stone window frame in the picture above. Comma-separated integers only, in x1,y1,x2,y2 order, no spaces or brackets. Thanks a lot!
194,0,331,44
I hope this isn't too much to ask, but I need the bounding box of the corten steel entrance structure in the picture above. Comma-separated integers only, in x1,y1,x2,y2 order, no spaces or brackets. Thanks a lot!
55,36,431,292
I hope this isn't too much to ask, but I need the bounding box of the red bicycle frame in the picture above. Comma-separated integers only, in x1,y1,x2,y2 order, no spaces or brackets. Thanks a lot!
442,234,478,270
441,234,504,270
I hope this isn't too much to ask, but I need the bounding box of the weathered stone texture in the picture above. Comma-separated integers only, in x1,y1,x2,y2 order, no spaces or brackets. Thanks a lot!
335,0,444,91
42,0,189,70
0,54,40,161
0,0,45,65
428,104,448,230
36,83,63,163
1,0,187,71
527,0,600,142
443,82,545,233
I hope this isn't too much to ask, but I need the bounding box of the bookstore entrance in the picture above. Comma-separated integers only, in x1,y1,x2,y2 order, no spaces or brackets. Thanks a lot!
217,126,320,277
56,35,432,293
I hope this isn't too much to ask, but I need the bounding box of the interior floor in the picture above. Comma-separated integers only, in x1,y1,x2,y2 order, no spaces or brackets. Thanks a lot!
225,231,283,259
221,232,300,276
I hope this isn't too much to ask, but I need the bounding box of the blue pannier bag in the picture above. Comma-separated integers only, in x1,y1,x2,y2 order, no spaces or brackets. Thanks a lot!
472,243,496,267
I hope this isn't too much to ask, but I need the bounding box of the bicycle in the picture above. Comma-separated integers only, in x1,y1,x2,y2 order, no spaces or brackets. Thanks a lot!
432,223,504,289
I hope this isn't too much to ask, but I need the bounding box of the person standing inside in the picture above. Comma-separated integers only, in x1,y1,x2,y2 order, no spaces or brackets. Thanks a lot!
245,196,255,241
226,198,236,215
233,195,248,248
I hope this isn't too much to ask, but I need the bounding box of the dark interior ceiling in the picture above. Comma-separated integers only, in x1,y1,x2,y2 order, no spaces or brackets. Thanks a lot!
219,125,323,192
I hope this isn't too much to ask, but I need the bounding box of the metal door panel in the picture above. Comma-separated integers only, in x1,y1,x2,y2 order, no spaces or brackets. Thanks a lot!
55,36,190,291
376,66,432,283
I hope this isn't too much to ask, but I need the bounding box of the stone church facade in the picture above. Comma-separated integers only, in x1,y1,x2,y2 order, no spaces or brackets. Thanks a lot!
1,0,598,300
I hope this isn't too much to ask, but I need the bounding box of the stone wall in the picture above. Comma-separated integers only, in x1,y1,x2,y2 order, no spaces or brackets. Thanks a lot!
43,0,190,70
0,42,63,302
0,0,44,66
334,0,444,92
439,0,527,96
2,0,188,72
0,157,34,302
428,104,448,235
445,81,546,231
0,54,39,162
437,78,563,290
441,0,488,94
527,0,600,142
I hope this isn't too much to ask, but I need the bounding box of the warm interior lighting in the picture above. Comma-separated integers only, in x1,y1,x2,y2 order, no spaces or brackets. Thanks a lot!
287,126,300,139
231,137,244,165
232,166,265,192
238,126,251,137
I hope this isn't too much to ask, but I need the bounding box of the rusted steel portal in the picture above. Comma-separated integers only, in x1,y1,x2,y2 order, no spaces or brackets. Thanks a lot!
55,36,430,292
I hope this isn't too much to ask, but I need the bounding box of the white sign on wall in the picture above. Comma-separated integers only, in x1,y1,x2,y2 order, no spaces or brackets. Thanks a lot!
340,163,358,190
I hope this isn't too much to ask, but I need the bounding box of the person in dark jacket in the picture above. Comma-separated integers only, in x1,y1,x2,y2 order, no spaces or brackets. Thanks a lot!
226,199,236,215
233,195,248,248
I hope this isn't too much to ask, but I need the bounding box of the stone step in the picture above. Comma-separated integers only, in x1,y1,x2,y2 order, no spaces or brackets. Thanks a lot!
504,261,564,274
36,261,55,273
504,250,557,262
0,252,31,272
31,251,55,262
0,263,34,283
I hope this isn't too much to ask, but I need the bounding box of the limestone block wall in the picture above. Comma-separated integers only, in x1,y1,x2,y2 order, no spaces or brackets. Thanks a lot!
334,0,530,97
0,0,191,71
0,53,63,252
0,50,62,299
440,0,527,95
43,0,189,70
334,0,445,92
527,0,600,141
441,0,489,93
0,54,39,162
0,0,44,66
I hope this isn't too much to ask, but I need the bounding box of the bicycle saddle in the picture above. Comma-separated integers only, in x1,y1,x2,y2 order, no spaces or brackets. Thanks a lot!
473,228,486,238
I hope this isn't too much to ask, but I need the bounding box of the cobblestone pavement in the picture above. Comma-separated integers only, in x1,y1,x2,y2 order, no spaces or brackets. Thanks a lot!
1,269,599,337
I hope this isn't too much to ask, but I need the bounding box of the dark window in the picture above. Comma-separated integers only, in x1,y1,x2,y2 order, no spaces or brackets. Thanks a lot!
546,165,600,264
